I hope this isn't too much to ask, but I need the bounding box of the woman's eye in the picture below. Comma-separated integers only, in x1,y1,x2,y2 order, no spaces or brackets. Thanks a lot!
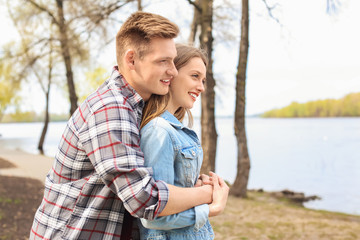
192,74,199,78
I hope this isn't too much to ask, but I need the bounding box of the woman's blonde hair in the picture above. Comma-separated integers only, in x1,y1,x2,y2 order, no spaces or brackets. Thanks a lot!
140,44,208,129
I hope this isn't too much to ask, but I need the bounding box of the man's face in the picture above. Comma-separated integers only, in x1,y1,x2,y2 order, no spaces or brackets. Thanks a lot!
133,38,178,101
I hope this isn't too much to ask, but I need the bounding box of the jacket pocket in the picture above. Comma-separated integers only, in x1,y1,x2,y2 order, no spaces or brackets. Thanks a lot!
179,147,200,187
180,146,199,160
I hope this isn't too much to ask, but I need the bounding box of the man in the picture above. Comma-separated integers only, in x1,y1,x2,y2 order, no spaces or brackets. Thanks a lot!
30,12,212,240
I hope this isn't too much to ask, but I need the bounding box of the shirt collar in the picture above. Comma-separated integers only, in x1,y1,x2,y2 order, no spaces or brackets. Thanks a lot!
108,66,145,111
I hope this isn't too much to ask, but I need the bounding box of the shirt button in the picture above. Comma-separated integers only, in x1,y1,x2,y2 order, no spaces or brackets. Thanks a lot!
192,150,196,156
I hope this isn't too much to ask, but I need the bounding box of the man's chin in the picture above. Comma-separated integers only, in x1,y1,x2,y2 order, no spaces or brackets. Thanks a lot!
154,88,169,96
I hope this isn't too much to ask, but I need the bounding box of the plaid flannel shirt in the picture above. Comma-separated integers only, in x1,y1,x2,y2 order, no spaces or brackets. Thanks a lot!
30,67,169,240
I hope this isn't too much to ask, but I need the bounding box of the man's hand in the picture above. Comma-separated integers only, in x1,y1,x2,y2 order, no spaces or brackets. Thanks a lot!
194,173,212,187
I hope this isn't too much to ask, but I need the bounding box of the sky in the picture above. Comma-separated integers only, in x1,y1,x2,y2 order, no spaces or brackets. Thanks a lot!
1,0,360,116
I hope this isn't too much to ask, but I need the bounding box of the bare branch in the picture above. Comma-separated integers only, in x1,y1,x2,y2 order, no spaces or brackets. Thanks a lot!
25,0,59,25
261,0,281,25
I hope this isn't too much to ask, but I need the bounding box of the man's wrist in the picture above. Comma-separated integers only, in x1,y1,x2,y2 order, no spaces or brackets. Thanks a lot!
200,185,212,204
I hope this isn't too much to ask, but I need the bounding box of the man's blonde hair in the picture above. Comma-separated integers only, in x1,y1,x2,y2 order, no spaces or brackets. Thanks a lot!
116,11,179,69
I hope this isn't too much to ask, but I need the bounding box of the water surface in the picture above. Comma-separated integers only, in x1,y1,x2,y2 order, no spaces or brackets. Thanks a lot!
1,117,359,215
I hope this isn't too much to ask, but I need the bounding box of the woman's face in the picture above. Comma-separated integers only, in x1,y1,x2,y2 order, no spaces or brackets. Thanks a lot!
167,57,206,113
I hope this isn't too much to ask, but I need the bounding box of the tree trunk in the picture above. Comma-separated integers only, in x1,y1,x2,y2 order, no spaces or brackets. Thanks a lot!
56,0,78,115
137,0,143,11
199,0,217,174
230,0,250,198
38,41,53,154
38,90,50,154
188,0,201,44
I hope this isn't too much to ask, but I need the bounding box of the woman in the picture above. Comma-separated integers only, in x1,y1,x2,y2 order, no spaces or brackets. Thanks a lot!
138,44,229,240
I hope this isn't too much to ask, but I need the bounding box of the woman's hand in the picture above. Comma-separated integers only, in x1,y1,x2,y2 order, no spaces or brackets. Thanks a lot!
208,172,229,217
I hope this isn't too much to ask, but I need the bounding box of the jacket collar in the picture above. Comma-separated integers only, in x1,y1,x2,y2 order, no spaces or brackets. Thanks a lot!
161,110,185,129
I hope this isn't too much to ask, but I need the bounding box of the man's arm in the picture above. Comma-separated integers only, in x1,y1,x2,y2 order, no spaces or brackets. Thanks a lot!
158,184,212,216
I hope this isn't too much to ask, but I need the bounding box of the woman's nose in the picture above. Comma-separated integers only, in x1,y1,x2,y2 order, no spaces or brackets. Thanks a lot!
198,81,205,93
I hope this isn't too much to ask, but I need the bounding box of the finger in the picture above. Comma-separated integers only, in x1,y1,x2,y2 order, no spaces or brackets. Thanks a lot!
218,176,225,186
194,179,203,187
201,173,210,180
218,177,229,191
211,173,220,189
201,174,211,184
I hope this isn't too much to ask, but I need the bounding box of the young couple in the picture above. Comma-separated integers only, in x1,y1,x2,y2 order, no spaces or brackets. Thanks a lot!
30,11,228,240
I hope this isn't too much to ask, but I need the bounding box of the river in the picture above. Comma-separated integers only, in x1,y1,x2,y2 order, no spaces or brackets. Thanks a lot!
0,117,359,215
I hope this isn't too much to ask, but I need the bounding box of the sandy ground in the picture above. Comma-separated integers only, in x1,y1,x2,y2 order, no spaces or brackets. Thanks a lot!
0,146,53,183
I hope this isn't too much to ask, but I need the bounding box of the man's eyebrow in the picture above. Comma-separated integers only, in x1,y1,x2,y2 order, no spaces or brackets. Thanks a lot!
161,56,174,60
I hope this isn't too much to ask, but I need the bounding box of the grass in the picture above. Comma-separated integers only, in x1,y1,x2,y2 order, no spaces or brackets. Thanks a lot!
0,197,22,204
210,191,360,240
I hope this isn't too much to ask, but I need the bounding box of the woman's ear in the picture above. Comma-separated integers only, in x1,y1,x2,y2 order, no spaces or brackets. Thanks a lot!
124,49,136,70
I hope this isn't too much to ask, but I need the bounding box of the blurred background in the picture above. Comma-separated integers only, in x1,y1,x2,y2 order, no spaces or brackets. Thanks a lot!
0,0,359,216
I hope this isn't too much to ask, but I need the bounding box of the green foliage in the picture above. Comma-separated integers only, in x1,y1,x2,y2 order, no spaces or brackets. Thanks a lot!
0,61,20,120
77,67,108,103
262,93,360,118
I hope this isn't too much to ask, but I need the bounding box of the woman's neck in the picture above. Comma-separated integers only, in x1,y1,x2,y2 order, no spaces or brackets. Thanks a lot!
166,98,179,115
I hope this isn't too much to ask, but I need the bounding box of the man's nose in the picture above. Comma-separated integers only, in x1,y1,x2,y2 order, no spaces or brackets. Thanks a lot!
167,62,178,78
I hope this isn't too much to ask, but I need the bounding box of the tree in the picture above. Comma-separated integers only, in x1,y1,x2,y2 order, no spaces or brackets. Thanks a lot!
188,0,218,174
230,0,250,197
5,10,60,152
6,0,134,115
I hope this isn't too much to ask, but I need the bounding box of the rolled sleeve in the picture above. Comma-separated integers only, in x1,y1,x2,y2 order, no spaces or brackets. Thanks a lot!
194,204,209,231
141,203,208,231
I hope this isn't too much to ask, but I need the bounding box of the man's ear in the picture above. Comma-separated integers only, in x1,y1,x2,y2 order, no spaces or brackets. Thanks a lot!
124,49,136,70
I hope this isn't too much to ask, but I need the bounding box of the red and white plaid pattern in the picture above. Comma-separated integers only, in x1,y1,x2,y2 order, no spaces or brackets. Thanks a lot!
30,67,169,240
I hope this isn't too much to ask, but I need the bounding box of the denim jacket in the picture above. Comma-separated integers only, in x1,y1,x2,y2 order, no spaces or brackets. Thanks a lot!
138,111,214,240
